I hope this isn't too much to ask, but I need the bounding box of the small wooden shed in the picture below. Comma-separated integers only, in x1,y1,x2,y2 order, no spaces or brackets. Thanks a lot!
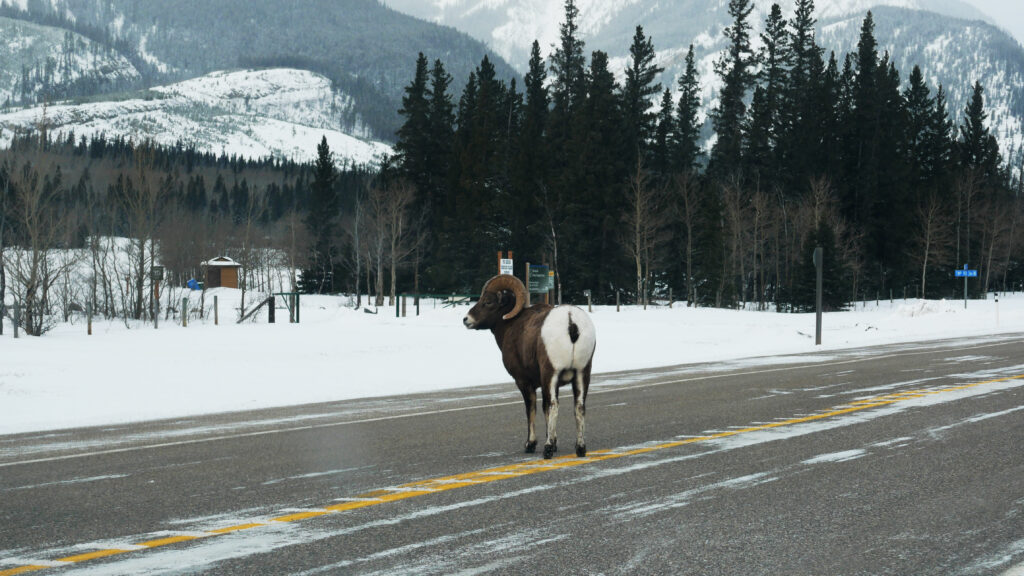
202,256,242,289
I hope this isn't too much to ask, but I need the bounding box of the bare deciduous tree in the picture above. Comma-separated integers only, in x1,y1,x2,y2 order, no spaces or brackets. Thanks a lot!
909,191,953,298
673,171,699,306
120,142,165,321
6,159,81,335
624,160,671,307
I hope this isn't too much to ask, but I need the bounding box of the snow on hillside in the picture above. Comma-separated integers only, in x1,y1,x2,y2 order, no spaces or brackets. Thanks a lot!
0,68,392,166
2,287,1022,435
0,15,140,105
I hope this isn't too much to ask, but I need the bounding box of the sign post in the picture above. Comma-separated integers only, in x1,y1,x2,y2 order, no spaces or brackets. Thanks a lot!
955,265,978,309
525,262,531,306
814,246,823,346
150,266,164,329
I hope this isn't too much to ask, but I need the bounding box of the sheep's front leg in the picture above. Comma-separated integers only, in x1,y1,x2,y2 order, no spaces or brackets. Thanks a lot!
542,372,559,459
520,384,537,453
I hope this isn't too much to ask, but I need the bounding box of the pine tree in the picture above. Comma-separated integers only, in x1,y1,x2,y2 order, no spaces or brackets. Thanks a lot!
621,25,664,169
549,0,587,142
543,0,588,296
958,81,1002,182
817,51,842,178
425,58,455,212
871,54,911,285
520,41,549,176
672,45,702,174
925,84,954,183
651,88,674,180
394,53,431,196
842,12,880,238
756,3,790,181
903,65,935,189
709,0,755,176
563,49,627,299
743,86,773,180
510,41,549,266
299,136,339,294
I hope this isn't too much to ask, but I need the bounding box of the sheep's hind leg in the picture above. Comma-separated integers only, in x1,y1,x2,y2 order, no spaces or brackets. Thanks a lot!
542,373,559,459
572,371,586,457
521,385,537,453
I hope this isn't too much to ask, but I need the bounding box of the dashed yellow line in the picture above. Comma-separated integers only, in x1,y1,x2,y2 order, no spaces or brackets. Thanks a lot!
2,372,1021,576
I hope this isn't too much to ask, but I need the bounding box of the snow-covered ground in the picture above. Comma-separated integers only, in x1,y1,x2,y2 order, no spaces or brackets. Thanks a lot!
1,289,1022,436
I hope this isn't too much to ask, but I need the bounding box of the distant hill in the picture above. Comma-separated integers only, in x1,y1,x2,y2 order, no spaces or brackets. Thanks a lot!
0,0,521,142
0,68,392,165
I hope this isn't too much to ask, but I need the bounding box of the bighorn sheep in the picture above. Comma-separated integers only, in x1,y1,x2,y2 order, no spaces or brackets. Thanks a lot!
463,274,596,459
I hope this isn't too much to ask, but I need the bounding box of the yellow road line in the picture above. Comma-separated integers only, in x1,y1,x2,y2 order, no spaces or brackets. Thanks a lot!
206,522,266,534
0,566,50,576
137,535,201,548
4,372,1022,575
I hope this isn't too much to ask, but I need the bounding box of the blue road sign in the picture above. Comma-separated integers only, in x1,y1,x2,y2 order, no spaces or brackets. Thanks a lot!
955,269,978,277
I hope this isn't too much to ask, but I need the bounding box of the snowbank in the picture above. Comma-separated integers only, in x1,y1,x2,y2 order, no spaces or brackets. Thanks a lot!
1,289,1022,435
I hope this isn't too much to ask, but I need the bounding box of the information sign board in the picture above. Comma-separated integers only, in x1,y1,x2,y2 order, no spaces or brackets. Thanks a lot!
528,265,551,293
500,258,513,276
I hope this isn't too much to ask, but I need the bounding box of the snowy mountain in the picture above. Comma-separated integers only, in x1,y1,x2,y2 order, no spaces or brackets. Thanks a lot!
0,15,139,106
385,0,1024,165
0,68,392,165
0,0,521,141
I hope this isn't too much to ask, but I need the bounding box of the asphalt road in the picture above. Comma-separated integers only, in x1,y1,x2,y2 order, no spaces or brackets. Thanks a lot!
2,334,1023,575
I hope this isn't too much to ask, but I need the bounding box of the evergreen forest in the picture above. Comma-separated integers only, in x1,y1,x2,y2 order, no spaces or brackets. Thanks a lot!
390,0,1024,311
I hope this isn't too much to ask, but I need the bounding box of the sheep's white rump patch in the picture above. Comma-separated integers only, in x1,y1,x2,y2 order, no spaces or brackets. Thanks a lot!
540,306,597,372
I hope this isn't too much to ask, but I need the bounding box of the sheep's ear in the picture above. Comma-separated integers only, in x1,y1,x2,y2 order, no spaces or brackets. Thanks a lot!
498,290,512,307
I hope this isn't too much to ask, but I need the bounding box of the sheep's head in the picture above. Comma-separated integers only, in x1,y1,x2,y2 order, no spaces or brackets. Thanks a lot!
463,274,526,330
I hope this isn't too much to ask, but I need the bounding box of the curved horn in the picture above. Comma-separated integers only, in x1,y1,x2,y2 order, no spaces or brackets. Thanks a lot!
482,274,527,320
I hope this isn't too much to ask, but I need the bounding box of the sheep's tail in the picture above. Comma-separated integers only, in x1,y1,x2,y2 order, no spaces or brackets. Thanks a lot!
568,314,580,344
560,314,581,383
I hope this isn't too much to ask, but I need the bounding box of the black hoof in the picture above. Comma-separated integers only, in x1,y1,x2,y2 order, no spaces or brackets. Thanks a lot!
576,444,587,457
525,441,537,453
543,444,555,459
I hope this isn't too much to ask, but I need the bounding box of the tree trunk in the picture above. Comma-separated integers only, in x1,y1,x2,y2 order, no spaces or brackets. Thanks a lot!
921,235,930,299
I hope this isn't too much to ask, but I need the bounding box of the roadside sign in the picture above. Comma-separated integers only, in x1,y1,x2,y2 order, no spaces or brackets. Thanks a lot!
528,265,551,293
954,269,977,277
500,258,513,276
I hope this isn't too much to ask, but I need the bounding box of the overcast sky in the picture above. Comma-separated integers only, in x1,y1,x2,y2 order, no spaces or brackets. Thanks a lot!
958,0,1024,46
